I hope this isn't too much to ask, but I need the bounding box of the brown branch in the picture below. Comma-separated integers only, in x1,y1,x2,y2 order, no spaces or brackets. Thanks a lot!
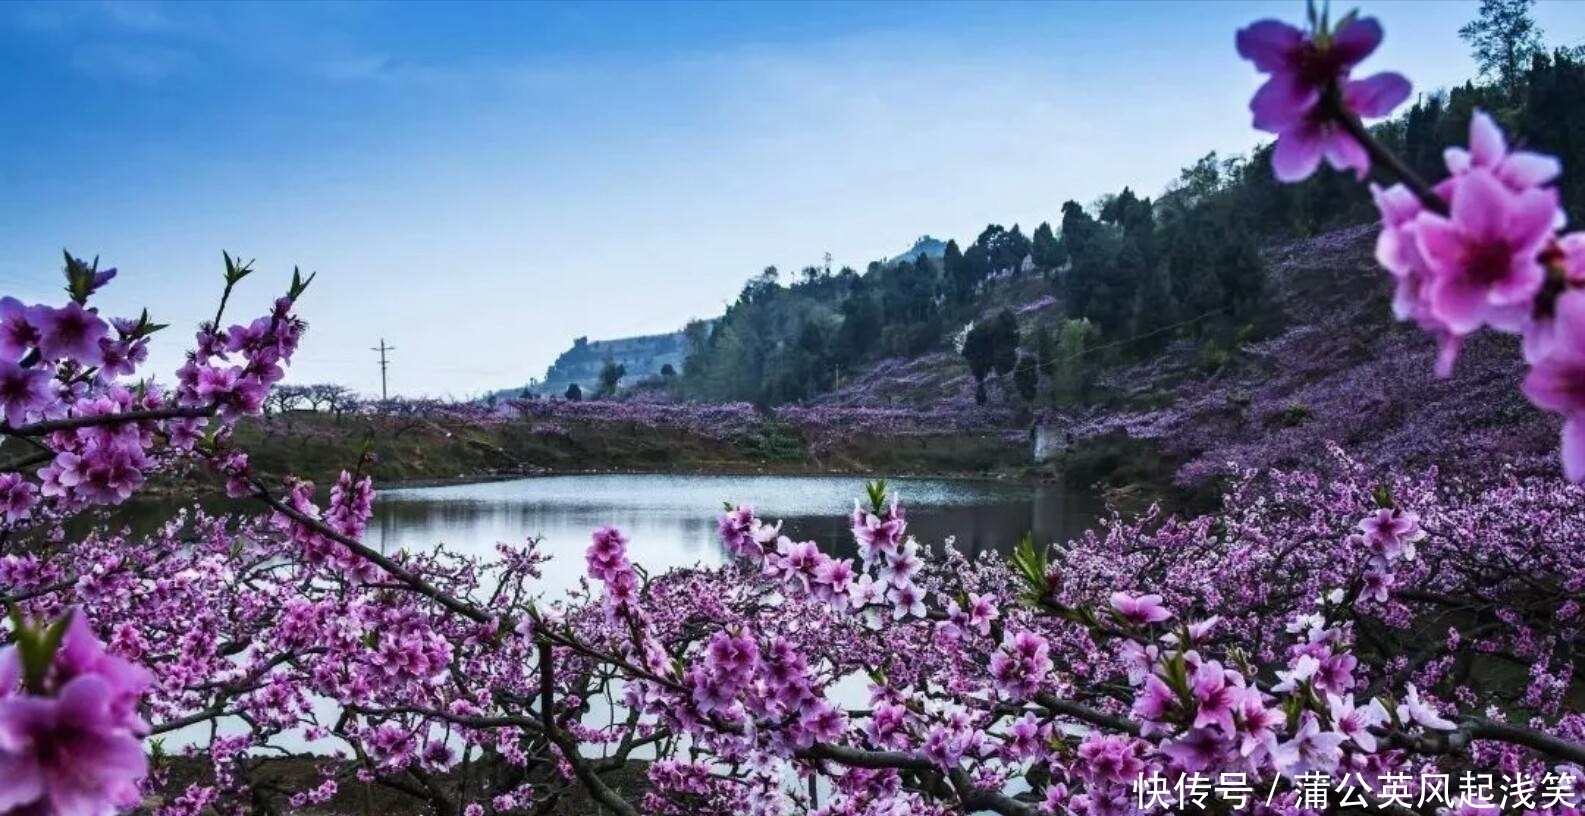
538,641,556,733
1324,93,1448,216
252,487,492,624
2,405,215,437
1032,692,1139,736
799,743,934,771
1392,717,1585,766
799,746,1041,816
1465,717,1585,765
535,640,641,816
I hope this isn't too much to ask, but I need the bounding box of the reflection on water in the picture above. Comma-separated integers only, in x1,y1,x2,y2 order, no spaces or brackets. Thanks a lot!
375,474,1099,598
128,473,1095,753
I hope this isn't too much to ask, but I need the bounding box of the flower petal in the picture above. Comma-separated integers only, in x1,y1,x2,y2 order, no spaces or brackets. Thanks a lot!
1508,187,1564,251
1251,75,1318,132
1371,183,1421,226
0,749,45,812
55,674,115,732
1322,130,1370,179
1434,332,1463,378
1499,151,1563,190
1427,275,1488,335
1468,110,1507,167
1345,72,1410,119
1236,20,1303,72
1414,216,1466,276
1272,126,1325,182
1523,315,1557,364
1564,417,1585,482
1551,290,1585,354
0,648,18,696
1450,169,1508,243
1560,232,1585,283
1522,355,1585,416
1487,257,1543,304
1331,17,1384,66
0,695,55,753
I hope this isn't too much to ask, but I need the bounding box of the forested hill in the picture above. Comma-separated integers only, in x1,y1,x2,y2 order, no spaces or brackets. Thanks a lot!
652,46,1584,414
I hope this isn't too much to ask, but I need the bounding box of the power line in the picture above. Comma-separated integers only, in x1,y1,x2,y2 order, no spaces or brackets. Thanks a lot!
370,338,394,401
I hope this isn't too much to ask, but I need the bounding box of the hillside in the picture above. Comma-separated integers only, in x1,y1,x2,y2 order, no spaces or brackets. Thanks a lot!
820,224,1561,490
313,50,1580,492
625,52,1584,490
501,330,692,398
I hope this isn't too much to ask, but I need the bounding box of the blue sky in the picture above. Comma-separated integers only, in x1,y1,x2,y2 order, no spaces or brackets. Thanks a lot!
3,0,1583,398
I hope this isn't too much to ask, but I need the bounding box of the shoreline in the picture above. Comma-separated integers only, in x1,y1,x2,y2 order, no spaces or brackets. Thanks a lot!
376,463,1054,492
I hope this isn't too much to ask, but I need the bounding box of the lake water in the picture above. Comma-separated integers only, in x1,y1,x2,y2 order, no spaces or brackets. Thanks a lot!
373,473,1101,597
154,473,1098,754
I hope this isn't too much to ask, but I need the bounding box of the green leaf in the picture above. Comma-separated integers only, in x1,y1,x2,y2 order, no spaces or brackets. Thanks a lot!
1009,533,1049,602
130,309,169,339
37,611,72,670
223,251,255,286
288,267,317,301
62,251,97,303
8,609,73,695
865,479,889,514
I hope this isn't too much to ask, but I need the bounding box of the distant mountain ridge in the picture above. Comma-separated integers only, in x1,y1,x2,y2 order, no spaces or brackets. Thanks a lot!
886,235,947,266
488,233,943,400
486,330,692,400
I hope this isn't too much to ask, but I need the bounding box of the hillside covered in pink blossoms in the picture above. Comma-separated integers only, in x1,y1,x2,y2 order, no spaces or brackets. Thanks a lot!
246,222,1564,493
818,223,1561,486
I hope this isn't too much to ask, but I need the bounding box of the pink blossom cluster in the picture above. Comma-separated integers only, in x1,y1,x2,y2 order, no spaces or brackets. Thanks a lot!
1239,9,1585,479
1,255,307,520
4,8,1585,809
0,610,151,815
5,404,1585,816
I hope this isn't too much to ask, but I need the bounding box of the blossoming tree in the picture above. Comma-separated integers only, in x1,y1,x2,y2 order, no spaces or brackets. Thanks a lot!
1,5,1585,816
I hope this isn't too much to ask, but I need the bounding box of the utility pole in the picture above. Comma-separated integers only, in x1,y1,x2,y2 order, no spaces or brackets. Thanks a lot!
371,338,394,401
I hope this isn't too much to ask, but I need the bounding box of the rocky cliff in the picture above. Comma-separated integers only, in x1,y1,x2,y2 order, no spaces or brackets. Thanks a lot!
530,330,691,396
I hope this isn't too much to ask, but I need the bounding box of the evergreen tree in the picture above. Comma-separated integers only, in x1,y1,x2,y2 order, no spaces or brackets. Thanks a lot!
963,244,991,292
1002,224,1032,272
596,359,626,398
991,309,1020,378
942,239,973,305
1012,353,1038,402
836,285,882,363
1059,201,1103,317
1032,221,1063,270
1034,325,1059,382
963,310,1020,396
962,321,996,385
564,383,583,401
1130,260,1179,351
882,256,937,323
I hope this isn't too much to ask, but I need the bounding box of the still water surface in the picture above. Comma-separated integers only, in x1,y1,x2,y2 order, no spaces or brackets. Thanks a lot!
159,474,1097,752
373,474,1100,597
